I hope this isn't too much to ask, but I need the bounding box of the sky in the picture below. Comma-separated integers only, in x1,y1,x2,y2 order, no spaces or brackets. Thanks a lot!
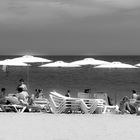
0,0,140,55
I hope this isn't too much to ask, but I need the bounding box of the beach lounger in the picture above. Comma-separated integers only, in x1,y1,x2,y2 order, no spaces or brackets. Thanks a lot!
0,104,27,113
1,96,49,113
93,92,119,113
93,92,109,105
29,98,51,112
102,105,119,114
49,91,82,114
0,102,50,113
80,99,98,114
49,91,108,114
0,96,27,113
49,92,65,113
93,99,107,114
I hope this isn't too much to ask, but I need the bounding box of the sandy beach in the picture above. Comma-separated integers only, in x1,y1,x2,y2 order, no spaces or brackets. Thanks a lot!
0,113,140,140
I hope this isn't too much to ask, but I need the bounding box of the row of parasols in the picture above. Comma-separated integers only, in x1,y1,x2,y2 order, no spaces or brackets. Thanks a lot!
0,55,140,69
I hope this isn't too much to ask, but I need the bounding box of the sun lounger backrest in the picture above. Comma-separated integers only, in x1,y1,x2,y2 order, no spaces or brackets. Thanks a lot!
49,94,66,113
80,99,98,114
93,92,108,105
77,92,90,99
50,94,64,107
50,91,67,99
49,91,83,113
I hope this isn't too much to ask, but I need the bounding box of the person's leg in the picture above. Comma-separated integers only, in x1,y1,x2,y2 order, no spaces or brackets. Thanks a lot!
126,103,137,114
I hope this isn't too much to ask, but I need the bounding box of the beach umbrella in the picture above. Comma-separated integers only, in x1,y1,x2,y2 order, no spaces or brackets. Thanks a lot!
135,63,140,67
11,55,52,63
10,55,52,90
39,61,81,67
70,58,110,66
94,62,138,68
0,59,30,91
0,59,30,72
0,59,30,67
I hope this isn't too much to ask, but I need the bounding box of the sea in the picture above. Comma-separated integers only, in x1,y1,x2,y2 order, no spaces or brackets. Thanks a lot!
0,55,140,105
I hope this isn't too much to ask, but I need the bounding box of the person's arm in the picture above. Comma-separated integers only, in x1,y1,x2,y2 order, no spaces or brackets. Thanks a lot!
24,84,28,91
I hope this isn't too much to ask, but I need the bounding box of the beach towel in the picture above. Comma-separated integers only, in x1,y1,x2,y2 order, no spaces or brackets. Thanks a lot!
5,96,20,104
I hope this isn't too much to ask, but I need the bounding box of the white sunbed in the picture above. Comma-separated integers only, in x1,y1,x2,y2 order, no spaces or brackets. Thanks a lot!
31,98,51,112
80,98,107,114
93,92,119,114
0,96,27,113
49,91,82,114
0,96,50,113
49,91,107,114
0,104,27,113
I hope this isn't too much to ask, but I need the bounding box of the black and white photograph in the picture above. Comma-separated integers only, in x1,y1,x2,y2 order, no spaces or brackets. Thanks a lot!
0,0,140,140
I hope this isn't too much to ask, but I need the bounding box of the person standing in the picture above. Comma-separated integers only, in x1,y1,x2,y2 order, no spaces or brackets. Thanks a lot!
65,90,71,97
65,90,72,113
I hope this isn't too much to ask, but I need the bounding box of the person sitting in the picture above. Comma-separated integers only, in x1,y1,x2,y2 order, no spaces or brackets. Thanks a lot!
34,89,44,99
28,93,50,112
34,89,39,98
107,95,113,106
38,89,44,98
119,96,137,114
84,88,91,93
0,88,7,104
16,87,29,105
17,79,28,91
65,90,72,113
132,90,138,100
28,94,35,105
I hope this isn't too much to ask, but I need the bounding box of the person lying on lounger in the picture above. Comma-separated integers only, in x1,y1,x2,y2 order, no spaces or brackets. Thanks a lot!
4,87,29,105
16,87,29,105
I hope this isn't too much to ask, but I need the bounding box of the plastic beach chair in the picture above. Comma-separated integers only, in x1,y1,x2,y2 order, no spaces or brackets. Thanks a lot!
93,92,109,104
28,98,51,112
80,99,98,114
93,92,118,114
49,91,107,114
0,104,27,113
0,96,27,113
49,91,82,114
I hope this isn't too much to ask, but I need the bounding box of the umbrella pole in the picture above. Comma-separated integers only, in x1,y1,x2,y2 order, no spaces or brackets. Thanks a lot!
27,65,30,91
115,93,117,105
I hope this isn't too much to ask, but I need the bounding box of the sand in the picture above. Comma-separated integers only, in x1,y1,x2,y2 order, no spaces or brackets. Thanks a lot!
0,113,140,140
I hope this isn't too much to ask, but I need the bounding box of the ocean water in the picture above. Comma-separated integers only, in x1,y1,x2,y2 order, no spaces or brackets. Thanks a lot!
0,55,140,104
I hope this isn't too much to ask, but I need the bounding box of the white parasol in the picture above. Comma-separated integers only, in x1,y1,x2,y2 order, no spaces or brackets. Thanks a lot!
0,59,30,67
94,61,138,68
0,59,30,88
135,63,140,67
11,55,52,63
9,55,52,90
70,58,110,66
39,61,81,67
